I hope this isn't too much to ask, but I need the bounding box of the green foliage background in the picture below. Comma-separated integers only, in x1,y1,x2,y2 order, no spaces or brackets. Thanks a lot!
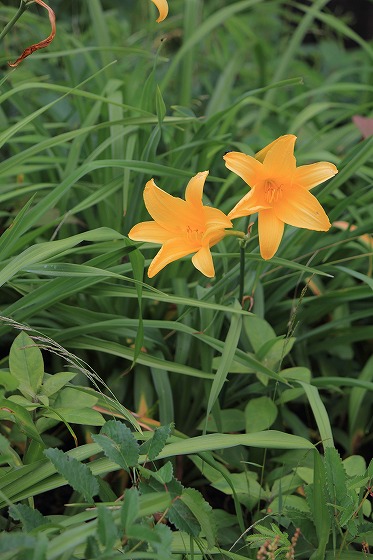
0,0,372,558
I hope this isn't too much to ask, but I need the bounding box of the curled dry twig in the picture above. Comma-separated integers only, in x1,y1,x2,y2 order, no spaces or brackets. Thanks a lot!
8,0,56,68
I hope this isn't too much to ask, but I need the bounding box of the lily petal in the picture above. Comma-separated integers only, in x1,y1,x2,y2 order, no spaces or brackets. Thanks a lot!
148,239,197,278
185,171,208,207
151,0,168,22
255,135,295,163
204,205,233,230
294,162,338,190
261,135,297,177
192,246,215,277
258,210,284,260
144,179,199,232
275,188,331,231
228,187,271,220
128,221,170,243
224,152,263,187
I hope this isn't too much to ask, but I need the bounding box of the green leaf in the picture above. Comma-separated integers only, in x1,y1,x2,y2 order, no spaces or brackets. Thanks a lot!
9,332,44,399
245,396,278,433
167,495,200,537
180,488,217,548
44,448,99,502
139,423,173,460
297,382,334,448
150,524,173,559
92,419,140,473
0,370,19,391
120,487,139,532
41,372,77,397
204,305,242,432
324,447,348,507
308,451,331,560
0,398,44,445
97,505,119,550
43,407,105,426
8,504,49,532
158,431,313,459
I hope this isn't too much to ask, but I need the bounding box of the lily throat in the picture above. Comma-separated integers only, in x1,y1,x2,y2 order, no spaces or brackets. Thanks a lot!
263,179,284,204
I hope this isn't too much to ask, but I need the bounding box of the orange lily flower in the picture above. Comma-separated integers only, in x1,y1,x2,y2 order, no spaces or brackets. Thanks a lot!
150,0,168,22
128,172,232,278
224,135,338,260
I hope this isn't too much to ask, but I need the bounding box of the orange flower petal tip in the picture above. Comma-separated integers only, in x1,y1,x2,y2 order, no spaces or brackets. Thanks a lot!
150,0,169,22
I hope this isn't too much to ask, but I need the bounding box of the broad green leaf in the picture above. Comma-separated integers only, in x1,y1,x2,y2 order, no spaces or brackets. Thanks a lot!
244,315,276,352
44,448,99,502
120,487,139,531
9,332,44,398
308,452,330,560
92,419,140,472
324,447,348,507
43,407,105,426
0,370,19,391
167,495,200,537
181,488,217,549
97,505,118,550
139,423,173,460
41,372,77,397
8,504,49,532
245,397,278,433
0,398,44,445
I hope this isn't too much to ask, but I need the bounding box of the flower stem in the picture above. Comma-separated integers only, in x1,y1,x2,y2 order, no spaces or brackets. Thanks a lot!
0,0,29,43
239,241,246,305
224,229,247,240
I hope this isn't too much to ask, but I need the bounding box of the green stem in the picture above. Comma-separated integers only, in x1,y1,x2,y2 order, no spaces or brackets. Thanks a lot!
0,0,29,43
239,241,246,305
224,229,247,240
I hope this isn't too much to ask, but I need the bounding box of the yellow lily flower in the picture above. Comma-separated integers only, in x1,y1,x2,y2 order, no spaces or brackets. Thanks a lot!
128,172,232,278
224,135,338,260
150,0,168,22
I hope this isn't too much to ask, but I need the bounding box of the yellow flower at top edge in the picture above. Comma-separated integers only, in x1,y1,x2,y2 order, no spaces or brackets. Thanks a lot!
150,0,168,22
224,135,338,260
128,172,232,278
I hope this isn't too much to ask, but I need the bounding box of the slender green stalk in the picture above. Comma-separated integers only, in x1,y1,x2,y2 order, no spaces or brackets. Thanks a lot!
0,0,28,42
239,240,246,305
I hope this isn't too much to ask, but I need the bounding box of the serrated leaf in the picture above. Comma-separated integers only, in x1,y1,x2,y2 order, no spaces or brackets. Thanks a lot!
139,423,173,460
339,494,358,527
121,487,139,532
92,419,139,472
180,488,217,548
324,447,348,506
167,496,200,537
245,396,278,433
8,504,49,532
308,451,330,560
0,534,36,553
9,332,44,398
97,505,119,550
150,523,173,559
138,461,173,485
44,448,98,502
